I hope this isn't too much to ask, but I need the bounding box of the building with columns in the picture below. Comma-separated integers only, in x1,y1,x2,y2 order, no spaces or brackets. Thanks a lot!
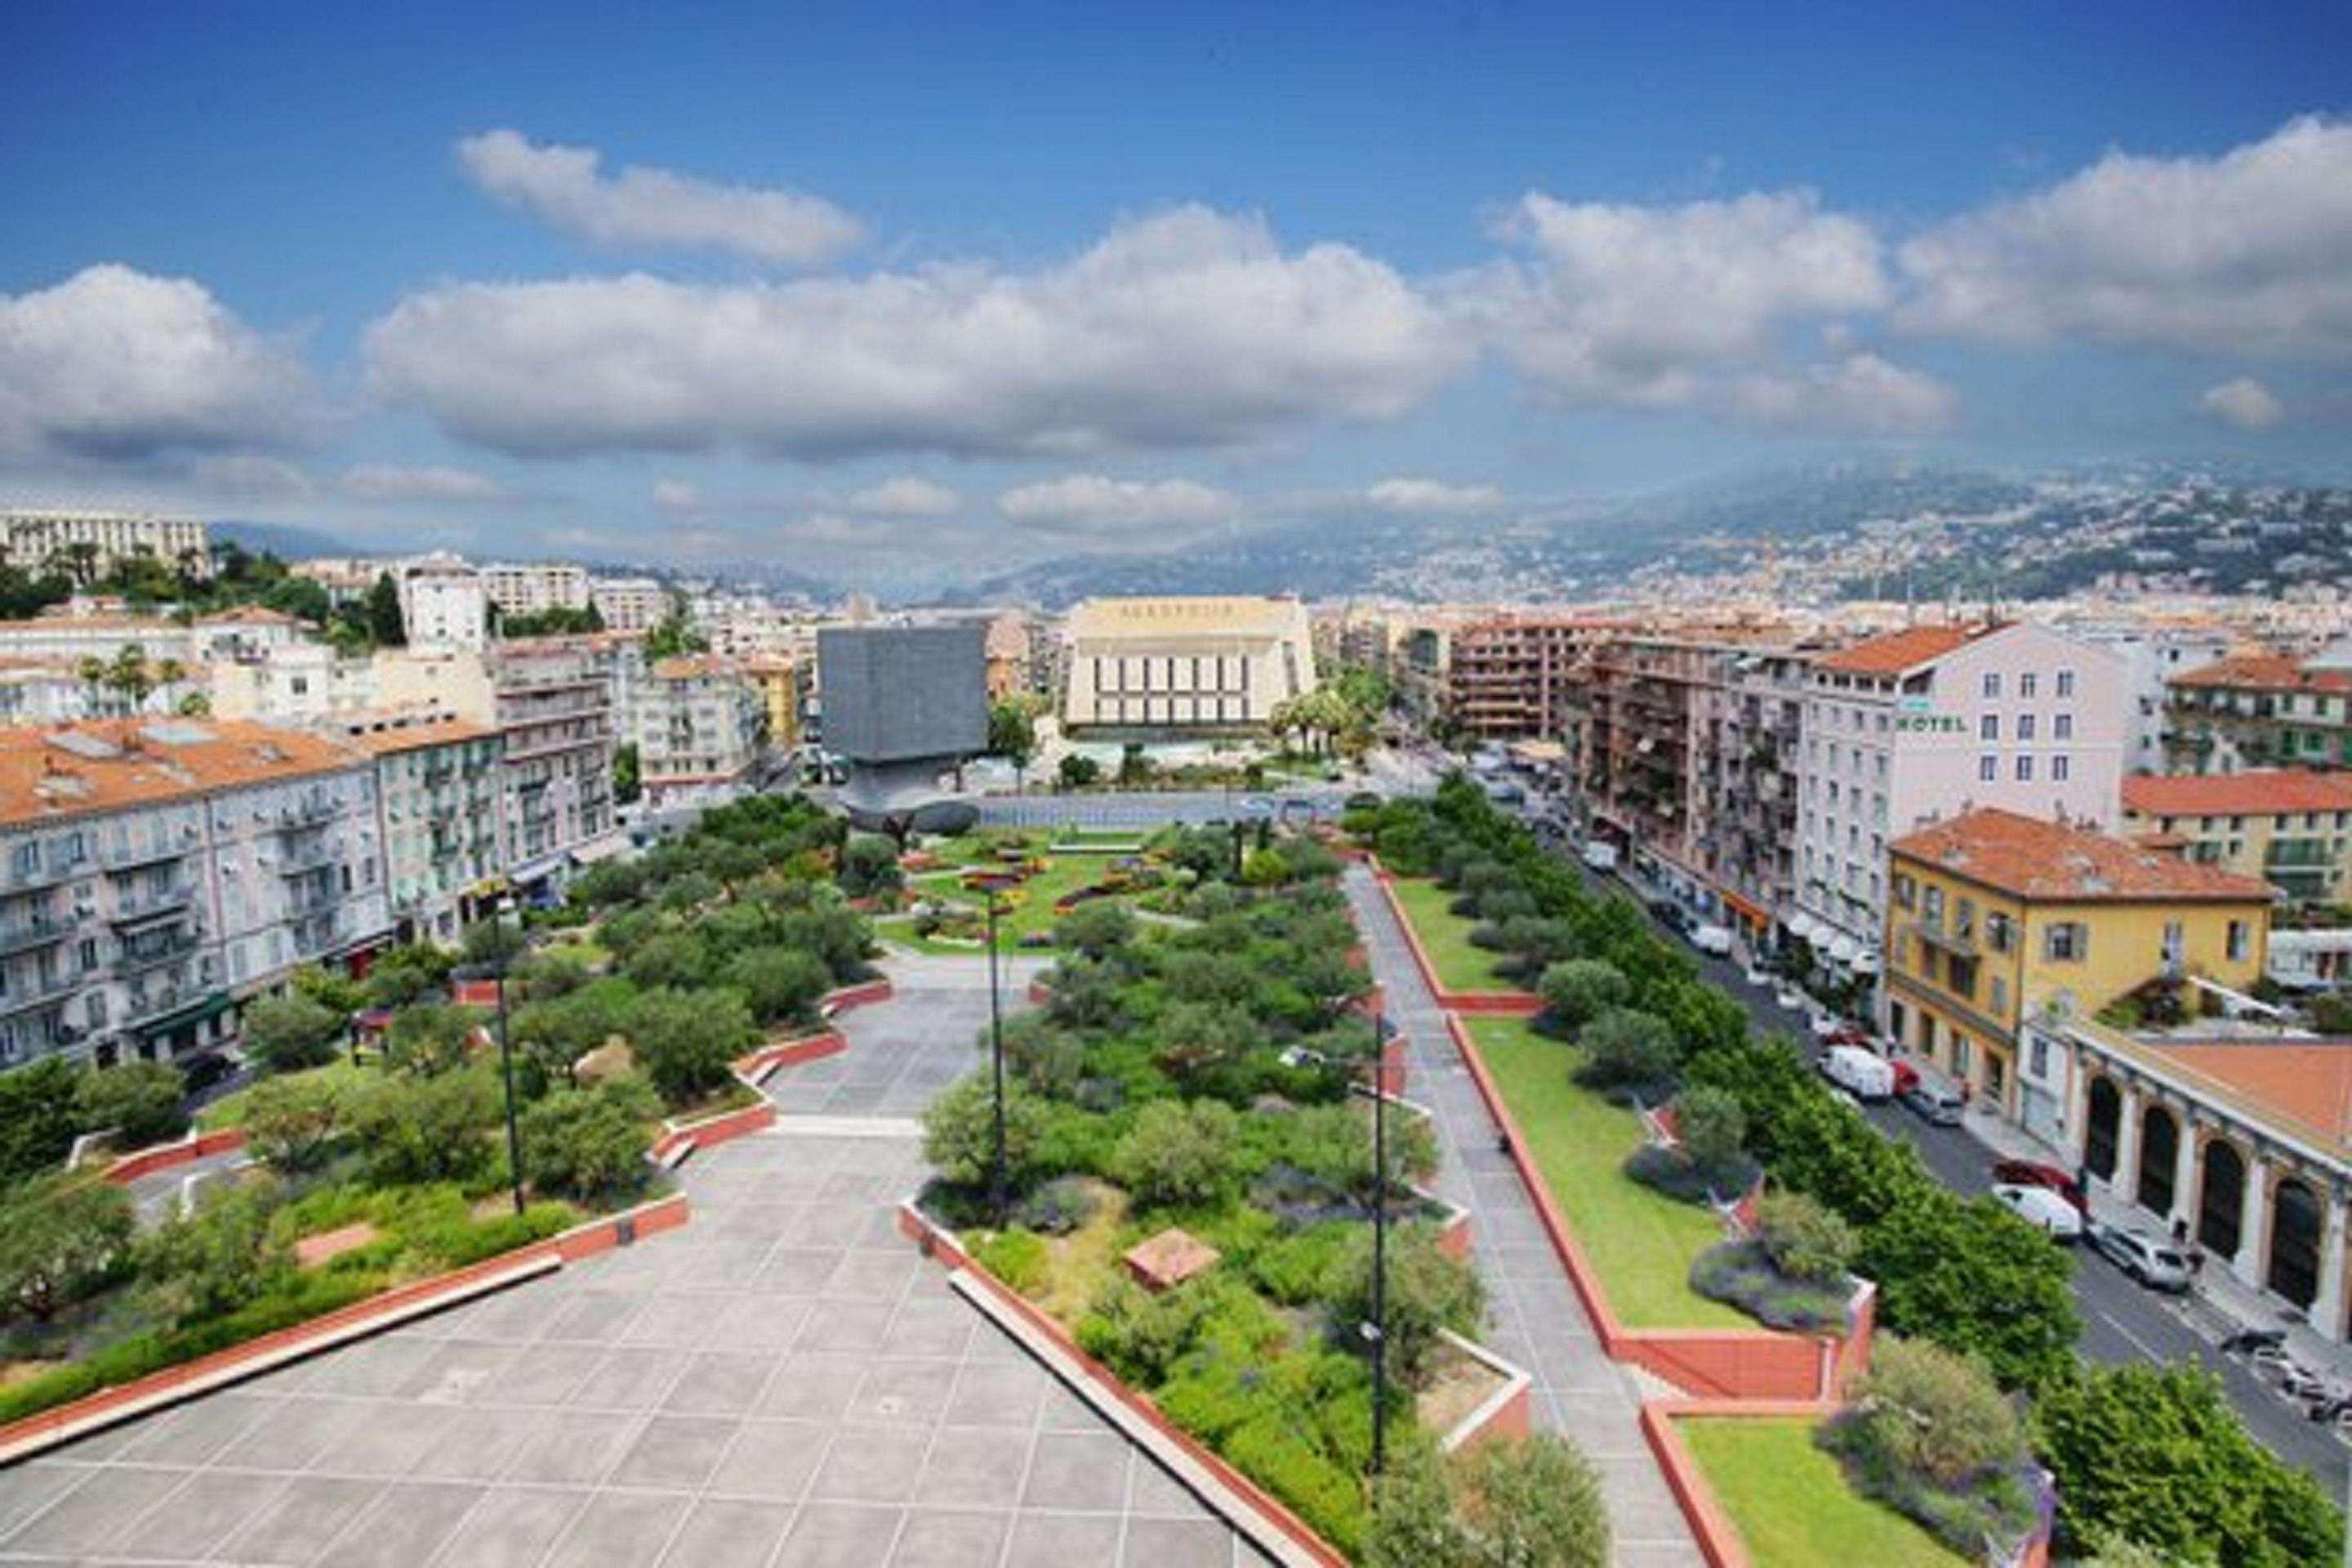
2034,1016,2352,1344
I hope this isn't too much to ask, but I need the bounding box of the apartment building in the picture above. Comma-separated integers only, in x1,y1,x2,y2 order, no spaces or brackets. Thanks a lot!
0,719,393,1071
1692,644,1815,944
1794,622,2126,965
1443,614,1616,741
2163,652,2352,773
0,614,196,666
208,646,494,729
982,611,1032,701
398,559,490,653
745,654,807,750
1,510,209,581
2121,771,2352,905
344,717,506,943
488,637,621,900
635,656,765,807
1886,808,2270,1132
482,562,590,618
1060,596,1316,734
590,577,670,635
2067,624,2234,775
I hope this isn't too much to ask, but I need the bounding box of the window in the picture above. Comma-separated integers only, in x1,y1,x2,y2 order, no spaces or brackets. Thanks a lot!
2016,713,2036,741
2020,673,2038,699
1985,911,2014,952
1892,872,1916,909
2016,755,2035,781
1922,885,1944,928
2029,1034,2048,1077
1979,754,1998,782
1981,673,2001,699
2056,670,2075,698
1980,714,1999,741
2228,920,2252,962
2045,922,2088,961
1954,897,1976,938
2053,713,2073,741
2051,755,2069,782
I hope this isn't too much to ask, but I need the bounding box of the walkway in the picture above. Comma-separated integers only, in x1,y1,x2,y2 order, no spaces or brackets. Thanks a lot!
1342,866,1704,1567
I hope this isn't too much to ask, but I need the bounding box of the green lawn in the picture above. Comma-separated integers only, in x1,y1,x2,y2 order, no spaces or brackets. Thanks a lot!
197,1057,377,1130
1387,876,1511,993
1471,1018,1748,1330
887,849,1138,954
1679,1418,1967,1568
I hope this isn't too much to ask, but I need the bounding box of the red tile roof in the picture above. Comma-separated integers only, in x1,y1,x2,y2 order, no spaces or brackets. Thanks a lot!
2123,771,2352,817
2140,1041,2352,1152
0,719,365,828
1817,623,1992,675
2171,653,2352,695
1891,808,2275,903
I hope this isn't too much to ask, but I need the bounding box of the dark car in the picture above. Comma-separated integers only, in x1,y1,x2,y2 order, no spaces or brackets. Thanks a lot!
1992,1159,2087,1211
1898,1083,1964,1126
179,1052,238,1096
1648,899,1692,936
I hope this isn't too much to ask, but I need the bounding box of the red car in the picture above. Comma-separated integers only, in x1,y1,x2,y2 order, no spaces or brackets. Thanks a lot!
1887,1059,1920,1097
1993,1159,2086,1212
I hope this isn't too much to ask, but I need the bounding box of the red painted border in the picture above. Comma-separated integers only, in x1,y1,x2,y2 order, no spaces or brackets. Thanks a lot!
1368,863,1544,1016
100,1127,248,1186
0,1191,688,1461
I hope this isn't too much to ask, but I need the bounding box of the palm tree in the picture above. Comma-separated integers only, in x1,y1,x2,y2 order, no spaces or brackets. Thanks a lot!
106,644,154,715
74,656,107,719
154,657,188,712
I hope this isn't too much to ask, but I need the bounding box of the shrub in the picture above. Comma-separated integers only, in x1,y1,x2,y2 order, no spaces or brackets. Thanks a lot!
241,1073,349,1174
521,1079,658,1200
347,1069,498,1186
1674,1085,1745,1171
1015,1175,1098,1236
1453,1432,1612,1568
628,987,759,1107
243,992,346,1073
1225,1413,1366,1557
1241,848,1292,888
0,1174,135,1321
1076,1272,1229,1385
723,946,831,1027
74,1062,189,1148
974,1227,1050,1294
1056,901,1137,959
1115,1099,1241,1207
386,1003,475,1076
136,1177,293,1327
1151,999,1257,1085
510,985,631,1080
1622,1143,1762,1205
922,1071,1052,1192
1321,1223,1484,1388
623,931,709,990
1249,1225,1354,1305
1820,1335,2036,1556
0,1058,86,1184
1754,1189,1856,1285
461,916,529,969
1538,958,1628,1030
1572,1008,1678,1098
838,835,903,898
1689,1240,1853,1332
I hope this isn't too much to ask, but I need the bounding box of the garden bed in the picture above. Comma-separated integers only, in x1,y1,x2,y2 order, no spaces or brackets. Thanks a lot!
1677,1416,1968,1568
1384,875,1512,995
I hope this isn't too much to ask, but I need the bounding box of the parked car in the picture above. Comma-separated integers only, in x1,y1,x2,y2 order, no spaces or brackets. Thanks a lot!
1992,1159,2087,1212
1687,921,1735,957
1992,1183,2085,1241
1742,963,1774,988
1648,899,1692,936
1808,1012,1856,1041
1773,984,1808,1012
1579,840,1620,873
180,1052,238,1096
1898,1082,1965,1126
1345,791,1383,813
1820,1045,1895,1101
2090,1223,2194,1293
1886,1058,1922,1098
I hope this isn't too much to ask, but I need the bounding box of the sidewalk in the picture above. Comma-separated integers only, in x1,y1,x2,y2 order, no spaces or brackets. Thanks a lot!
1960,1107,2352,1380
1342,866,1705,1568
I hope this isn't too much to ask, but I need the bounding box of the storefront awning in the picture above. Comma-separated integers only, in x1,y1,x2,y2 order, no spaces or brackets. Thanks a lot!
570,835,629,866
131,990,232,1038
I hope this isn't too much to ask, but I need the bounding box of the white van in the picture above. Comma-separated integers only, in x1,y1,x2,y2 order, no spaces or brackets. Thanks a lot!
1992,1183,2085,1241
1580,840,1620,873
1687,922,1734,957
1819,1045,1895,1102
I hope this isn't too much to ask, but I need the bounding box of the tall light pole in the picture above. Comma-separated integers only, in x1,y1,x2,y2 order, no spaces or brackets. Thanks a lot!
986,889,1008,1225
491,894,525,1217
1367,989,1389,1478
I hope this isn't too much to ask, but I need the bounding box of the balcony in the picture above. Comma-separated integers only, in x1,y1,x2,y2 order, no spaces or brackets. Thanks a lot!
114,929,203,976
101,835,193,872
0,968,89,1018
276,798,340,829
121,985,229,1034
110,885,194,924
274,837,343,874
2,856,91,895
0,911,76,957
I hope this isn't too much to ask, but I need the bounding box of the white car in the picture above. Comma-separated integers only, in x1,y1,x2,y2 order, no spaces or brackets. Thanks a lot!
1992,1183,2084,1241
1773,985,1808,1012
1688,922,1734,957
1742,964,1774,988
1808,1012,1859,1041
1579,840,1620,873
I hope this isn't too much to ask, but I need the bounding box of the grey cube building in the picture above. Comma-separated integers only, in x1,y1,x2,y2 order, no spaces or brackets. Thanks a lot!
817,625,987,831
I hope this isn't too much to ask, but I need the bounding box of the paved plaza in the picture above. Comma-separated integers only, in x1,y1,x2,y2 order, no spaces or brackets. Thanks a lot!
0,1128,1272,1568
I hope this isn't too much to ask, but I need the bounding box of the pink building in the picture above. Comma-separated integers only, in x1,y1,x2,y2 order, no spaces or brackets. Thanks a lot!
1791,622,2126,966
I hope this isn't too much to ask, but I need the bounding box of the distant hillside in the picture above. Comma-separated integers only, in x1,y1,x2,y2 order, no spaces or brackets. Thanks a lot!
210,520,359,560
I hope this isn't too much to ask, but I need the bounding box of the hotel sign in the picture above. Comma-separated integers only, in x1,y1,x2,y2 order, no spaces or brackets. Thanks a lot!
1894,713,1964,734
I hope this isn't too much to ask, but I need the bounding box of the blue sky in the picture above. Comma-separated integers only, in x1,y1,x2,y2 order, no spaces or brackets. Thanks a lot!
1,0,2346,586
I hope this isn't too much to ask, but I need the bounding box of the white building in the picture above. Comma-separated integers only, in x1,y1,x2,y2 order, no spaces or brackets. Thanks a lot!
2072,625,2235,776
0,614,197,667
635,655,765,807
1060,596,1317,733
1792,621,2127,964
482,562,590,618
1,510,209,581
488,637,622,901
397,559,490,652
591,577,670,635
0,719,394,1071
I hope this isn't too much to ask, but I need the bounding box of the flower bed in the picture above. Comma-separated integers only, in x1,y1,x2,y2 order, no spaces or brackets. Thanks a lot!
1673,1414,1969,1568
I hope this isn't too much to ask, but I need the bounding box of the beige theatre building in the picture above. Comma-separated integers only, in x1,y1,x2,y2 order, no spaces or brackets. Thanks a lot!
1060,596,1317,737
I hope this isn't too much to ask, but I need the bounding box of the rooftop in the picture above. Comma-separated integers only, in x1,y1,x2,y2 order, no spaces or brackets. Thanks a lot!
1815,622,1994,675
1067,595,1307,641
1892,808,2276,904
2136,1039,2352,1155
2171,653,2352,696
0,719,363,828
342,716,500,756
2123,770,2352,818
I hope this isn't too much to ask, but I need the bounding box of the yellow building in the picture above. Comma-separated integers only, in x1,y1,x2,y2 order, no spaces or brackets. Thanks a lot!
744,655,804,749
1884,808,2273,1119
2121,770,2352,906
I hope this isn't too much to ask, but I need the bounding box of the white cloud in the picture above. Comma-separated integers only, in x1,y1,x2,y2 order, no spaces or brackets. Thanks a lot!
339,462,502,502
1365,477,1505,515
2201,376,2286,430
366,206,1465,461
1899,116,2352,359
651,479,702,511
849,475,960,517
995,473,1237,534
1730,353,1958,434
1459,189,1889,409
0,265,315,462
457,129,861,265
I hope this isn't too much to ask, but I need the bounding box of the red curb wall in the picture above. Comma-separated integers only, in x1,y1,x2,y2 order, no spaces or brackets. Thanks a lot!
1027,975,1054,1007
452,975,501,1008
1367,866,1544,1018
737,1031,847,1078
824,977,894,1012
897,1202,1350,1568
0,1190,688,1460
100,1127,248,1186
1442,1013,1864,1404
649,1102,776,1163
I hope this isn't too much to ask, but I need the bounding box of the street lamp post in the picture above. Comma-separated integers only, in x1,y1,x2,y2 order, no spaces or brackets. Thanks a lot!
491,896,525,1217
1368,992,1389,1478
986,892,1008,1226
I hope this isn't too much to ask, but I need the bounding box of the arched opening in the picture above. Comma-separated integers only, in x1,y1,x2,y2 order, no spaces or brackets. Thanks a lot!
2270,1177,2323,1309
2136,1105,2180,1216
2198,1139,2245,1260
2084,1076,2121,1182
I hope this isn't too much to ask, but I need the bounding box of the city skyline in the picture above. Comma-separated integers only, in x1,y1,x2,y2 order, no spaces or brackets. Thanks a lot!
2,1,2347,586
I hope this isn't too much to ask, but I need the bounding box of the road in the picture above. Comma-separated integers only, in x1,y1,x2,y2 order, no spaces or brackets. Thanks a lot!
1539,814,2352,1490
